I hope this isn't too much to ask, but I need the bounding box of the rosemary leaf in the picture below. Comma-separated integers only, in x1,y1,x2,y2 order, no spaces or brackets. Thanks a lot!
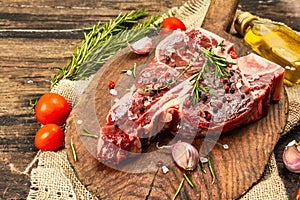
70,138,77,162
80,128,98,138
79,133,98,138
173,178,184,200
183,173,194,188
200,161,207,173
207,157,216,184
29,99,37,109
132,63,137,78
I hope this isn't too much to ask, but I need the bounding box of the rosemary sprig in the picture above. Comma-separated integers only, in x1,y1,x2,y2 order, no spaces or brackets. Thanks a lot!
169,63,193,87
74,17,159,80
190,62,210,104
201,47,234,80
51,9,159,86
190,47,236,103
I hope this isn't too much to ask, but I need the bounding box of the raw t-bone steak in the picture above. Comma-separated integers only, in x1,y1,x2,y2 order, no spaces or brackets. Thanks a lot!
97,28,284,165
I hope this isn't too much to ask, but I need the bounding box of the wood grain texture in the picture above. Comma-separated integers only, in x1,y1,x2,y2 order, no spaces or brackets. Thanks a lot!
64,7,289,198
239,0,300,32
0,0,183,30
0,0,299,199
0,37,76,199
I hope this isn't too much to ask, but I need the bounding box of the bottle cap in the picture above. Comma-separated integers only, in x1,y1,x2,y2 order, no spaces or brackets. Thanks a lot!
234,12,258,36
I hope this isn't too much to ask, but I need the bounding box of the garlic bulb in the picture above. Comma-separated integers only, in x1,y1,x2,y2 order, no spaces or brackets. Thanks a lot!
171,141,199,171
283,140,300,173
129,36,152,55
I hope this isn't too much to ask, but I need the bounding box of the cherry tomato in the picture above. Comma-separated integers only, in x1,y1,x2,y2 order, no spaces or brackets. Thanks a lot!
296,188,300,200
161,17,186,34
34,124,64,151
35,93,70,125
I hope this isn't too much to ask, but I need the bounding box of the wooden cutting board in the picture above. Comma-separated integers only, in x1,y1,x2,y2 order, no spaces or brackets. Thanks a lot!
65,0,289,199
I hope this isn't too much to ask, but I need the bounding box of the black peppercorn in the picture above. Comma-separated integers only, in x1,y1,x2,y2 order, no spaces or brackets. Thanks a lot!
213,107,218,113
142,97,148,102
241,94,245,99
222,96,227,103
166,56,171,62
150,90,157,97
139,107,145,113
202,95,208,102
230,87,235,94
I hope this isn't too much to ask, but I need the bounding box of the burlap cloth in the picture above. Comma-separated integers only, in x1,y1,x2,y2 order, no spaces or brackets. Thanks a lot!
26,1,300,199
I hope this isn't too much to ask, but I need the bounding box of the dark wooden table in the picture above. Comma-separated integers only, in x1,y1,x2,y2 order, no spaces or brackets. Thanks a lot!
0,0,299,199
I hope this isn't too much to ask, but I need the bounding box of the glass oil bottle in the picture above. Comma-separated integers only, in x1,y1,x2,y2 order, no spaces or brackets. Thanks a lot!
234,12,300,85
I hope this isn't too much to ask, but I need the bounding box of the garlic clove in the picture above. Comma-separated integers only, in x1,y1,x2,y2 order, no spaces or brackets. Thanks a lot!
129,36,152,55
171,141,199,171
283,140,300,173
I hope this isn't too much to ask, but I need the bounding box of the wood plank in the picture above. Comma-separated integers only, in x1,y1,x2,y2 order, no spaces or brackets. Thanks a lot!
239,0,300,31
202,0,239,35
0,37,75,199
0,1,184,30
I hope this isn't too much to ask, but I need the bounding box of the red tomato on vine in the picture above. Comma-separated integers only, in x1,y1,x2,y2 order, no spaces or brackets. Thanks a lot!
35,93,70,125
161,17,186,34
34,124,64,151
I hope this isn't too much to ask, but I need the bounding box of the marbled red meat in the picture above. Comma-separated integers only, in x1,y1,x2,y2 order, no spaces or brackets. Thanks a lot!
97,28,284,165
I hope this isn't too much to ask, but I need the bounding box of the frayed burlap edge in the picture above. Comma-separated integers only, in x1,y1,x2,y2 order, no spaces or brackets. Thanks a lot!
27,150,97,200
27,1,298,199
238,153,288,200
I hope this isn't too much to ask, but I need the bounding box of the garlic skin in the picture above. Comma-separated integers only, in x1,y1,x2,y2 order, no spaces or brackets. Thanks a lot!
283,140,300,173
129,36,152,55
171,141,199,171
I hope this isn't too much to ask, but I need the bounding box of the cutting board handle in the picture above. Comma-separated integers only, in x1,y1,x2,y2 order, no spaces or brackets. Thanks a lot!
202,0,239,36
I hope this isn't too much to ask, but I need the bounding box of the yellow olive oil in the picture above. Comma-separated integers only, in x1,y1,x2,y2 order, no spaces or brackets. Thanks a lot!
235,12,300,85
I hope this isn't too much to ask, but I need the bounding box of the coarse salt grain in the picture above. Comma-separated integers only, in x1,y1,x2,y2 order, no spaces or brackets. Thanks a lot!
223,144,229,150
110,89,118,96
77,119,83,125
114,98,120,103
236,82,242,89
199,156,208,163
126,70,133,76
162,165,169,174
